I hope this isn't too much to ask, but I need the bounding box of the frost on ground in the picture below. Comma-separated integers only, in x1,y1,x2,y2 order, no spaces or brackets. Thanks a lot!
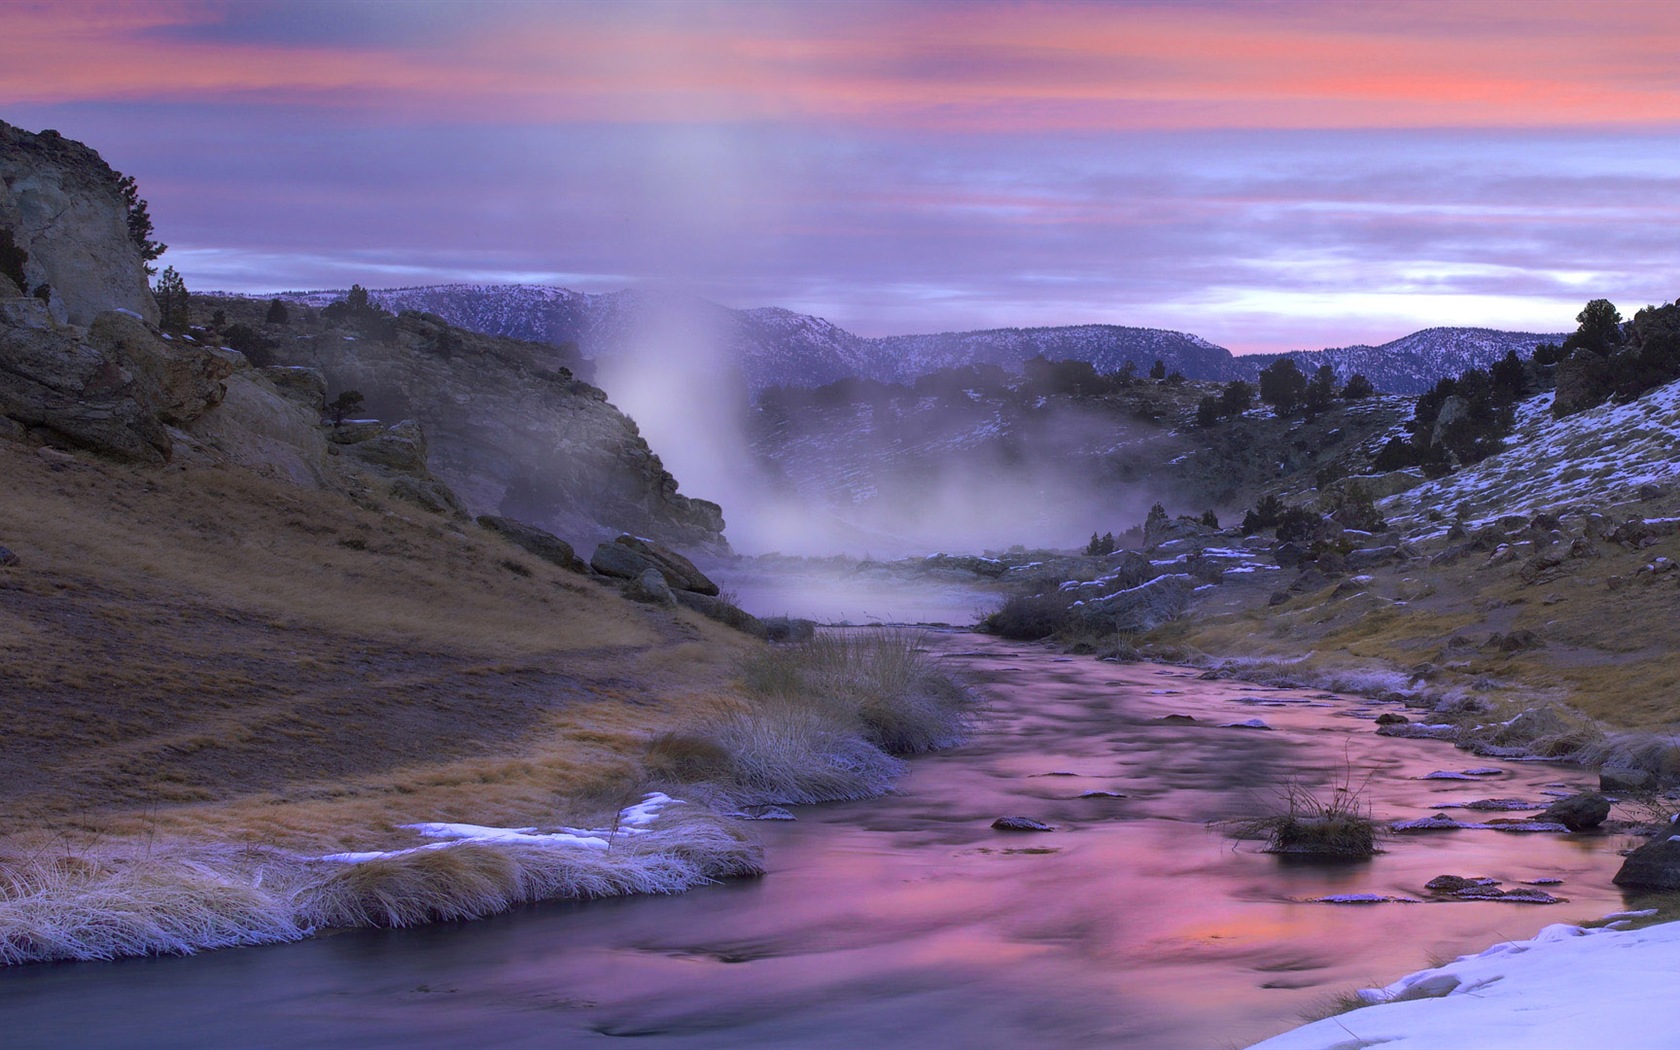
1385,378,1680,538
0,794,761,964
1248,914,1674,1050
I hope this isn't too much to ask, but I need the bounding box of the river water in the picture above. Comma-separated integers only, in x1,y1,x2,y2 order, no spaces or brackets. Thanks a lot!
0,635,1644,1049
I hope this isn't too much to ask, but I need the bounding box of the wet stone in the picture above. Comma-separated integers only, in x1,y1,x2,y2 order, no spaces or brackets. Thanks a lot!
992,816,1055,832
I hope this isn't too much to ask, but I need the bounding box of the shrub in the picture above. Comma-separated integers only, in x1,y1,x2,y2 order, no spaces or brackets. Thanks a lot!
1274,507,1324,543
1241,494,1286,534
1341,373,1375,400
1327,481,1386,532
981,590,1080,641
326,390,365,426
1229,775,1379,858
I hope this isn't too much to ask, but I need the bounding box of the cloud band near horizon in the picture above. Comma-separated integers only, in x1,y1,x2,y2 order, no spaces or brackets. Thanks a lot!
4,0,1679,352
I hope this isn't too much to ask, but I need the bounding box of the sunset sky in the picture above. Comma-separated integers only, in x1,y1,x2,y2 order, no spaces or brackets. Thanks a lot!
5,0,1680,352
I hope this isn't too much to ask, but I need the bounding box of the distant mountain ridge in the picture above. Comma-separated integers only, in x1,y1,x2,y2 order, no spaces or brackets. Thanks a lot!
276,284,1562,397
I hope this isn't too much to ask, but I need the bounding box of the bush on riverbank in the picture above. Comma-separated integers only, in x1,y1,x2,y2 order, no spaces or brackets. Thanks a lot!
645,629,976,805
980,590,1079,640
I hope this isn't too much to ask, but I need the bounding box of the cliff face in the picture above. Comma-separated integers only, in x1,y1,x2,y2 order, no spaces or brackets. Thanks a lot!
0,122,158,326
211,300,727,550
0,124,232,462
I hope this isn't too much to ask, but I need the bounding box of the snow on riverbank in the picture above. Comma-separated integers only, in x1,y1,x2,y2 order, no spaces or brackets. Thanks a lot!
1248,913,1677,1049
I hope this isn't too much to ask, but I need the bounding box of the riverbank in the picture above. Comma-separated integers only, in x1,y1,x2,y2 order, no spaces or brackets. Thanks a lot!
0,441,976,964
0,636,1647,1048
1249,911,1680,1050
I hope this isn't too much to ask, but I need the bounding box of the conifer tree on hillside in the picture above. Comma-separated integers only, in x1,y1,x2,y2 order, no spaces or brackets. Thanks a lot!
265,298,290,325
152,266,189,331
1303,364,1337,413
1341,373,1375,400
1257,358,1307,416
116,173,166,274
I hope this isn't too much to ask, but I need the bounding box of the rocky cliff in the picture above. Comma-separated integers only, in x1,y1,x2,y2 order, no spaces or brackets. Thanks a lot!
0,123,228,462
200,295,729,551
0,121,158,326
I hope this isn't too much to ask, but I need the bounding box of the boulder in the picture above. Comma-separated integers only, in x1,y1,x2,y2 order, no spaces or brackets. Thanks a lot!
0,323,171,461
591,541,659,582
1553,353,1617,418
1425,875,1498,893
1430,395,1470,445
624,567,677,607
1483,630,1545,653
477,515,585,573
1613,827,1680,889
991,816,1054,832
386,475,467,517
674,590,766,636
1600,765,1655,793
1537,792,1611,832
260,366,327,414
342,419,428,472
612,535,720,595
1374,712,1409,725
89,312,233,427
1077,573,1194,633
761,616,817,643
1346,546,1399,571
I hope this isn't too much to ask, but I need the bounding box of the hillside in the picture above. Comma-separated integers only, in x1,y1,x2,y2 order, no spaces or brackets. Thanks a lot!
748,372,1410,554
0,121,980,964
276,283,1561,396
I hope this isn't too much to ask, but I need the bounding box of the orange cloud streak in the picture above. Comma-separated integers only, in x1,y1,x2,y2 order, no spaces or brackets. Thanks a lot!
4,0,1680,129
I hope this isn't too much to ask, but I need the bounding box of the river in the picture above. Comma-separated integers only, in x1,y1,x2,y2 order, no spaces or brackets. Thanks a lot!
0,635,1643,1049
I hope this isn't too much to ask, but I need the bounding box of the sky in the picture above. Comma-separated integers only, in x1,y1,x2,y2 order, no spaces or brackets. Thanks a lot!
5,0,1680,353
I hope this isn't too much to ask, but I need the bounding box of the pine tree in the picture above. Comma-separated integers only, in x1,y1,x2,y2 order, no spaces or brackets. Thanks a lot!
152,266,189,331
265,298,290,325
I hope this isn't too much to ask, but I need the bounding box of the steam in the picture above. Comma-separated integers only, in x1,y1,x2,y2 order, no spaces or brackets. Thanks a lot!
597,313,1166,560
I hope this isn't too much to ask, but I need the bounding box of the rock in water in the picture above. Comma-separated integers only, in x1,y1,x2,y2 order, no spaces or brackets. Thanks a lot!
1614,828,1680,890
992,816,1054,832
1538,792,1611,832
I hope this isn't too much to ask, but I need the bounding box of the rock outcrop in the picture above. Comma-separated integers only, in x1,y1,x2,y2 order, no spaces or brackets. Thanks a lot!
1076,573,1195,633
0,123,238,462
0,121,158,326
244,306,727,550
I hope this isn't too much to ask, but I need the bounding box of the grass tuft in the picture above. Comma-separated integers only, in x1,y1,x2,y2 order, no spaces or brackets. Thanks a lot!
1227,769,1380,858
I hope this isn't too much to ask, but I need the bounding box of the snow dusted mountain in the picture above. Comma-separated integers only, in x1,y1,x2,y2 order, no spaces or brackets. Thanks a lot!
1242,328,1564,396
860,325,1239,384
276,284,1560,396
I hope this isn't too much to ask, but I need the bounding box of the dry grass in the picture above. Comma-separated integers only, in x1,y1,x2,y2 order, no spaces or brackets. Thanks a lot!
0,437,795,964
642,630,976,807
0,800,762,964
742,629,977,755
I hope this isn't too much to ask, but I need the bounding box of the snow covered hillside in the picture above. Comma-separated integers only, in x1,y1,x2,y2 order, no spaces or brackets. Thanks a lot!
1384,377,1680,537
1242,327,1564,396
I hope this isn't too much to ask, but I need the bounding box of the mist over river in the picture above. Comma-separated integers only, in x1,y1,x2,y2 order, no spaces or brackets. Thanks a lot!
0,634,1642,1049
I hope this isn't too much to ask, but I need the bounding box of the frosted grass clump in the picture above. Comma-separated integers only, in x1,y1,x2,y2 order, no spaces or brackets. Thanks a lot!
0,795,760,965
